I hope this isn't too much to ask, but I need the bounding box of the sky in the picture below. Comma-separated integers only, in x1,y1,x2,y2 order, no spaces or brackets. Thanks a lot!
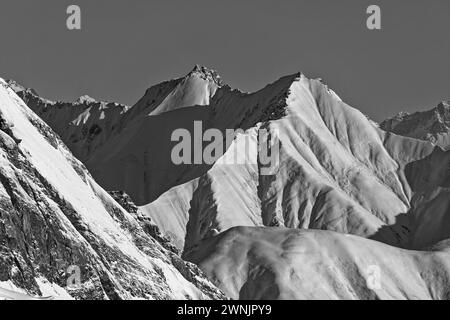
0,0,448,121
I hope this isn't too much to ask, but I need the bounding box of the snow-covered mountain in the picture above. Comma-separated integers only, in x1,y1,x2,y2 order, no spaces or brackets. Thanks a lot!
380,101,450,150
83,69,448,251
6,66,450,300
0,79,225,300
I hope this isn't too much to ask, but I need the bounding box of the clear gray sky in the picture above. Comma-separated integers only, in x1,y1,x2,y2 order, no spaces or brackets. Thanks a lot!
0,0,448,121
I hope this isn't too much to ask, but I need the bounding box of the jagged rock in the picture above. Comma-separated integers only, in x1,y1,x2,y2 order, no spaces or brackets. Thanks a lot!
108,190,180,255
108,191,139,213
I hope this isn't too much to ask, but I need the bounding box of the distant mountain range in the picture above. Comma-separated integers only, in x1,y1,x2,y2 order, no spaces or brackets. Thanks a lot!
380,101,450,150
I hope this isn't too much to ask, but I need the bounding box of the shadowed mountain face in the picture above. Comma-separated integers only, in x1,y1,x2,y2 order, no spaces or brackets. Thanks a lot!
6,67,450,300
381,101,450,151
0,79,225,300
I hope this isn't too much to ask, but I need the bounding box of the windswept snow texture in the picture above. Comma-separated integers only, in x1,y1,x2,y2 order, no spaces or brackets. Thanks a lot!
381,101,450,150
187,226,450,300
0,79,225,300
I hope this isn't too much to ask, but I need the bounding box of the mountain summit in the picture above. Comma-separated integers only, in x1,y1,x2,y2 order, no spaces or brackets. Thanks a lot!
188,64,224,86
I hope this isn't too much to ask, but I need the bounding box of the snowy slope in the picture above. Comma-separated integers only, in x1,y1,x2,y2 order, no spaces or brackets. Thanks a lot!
186,226,450,300
0,79,225,300
15,68,449,256
381,101,450,150
138,73,449,253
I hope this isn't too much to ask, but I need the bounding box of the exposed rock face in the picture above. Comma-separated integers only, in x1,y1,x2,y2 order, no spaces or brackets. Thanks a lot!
0,79,225,300
108,191,139,213
380,101,450,150
108,190,180,255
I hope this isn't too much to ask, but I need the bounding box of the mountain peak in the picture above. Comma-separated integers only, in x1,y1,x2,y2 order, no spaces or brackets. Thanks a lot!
74,95,97,105
190,64,214,74
188,64,223,86
380,100,450,150
5,79,39,97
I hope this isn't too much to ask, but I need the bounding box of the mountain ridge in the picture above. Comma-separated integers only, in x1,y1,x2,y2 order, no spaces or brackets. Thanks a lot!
0,78,225,300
